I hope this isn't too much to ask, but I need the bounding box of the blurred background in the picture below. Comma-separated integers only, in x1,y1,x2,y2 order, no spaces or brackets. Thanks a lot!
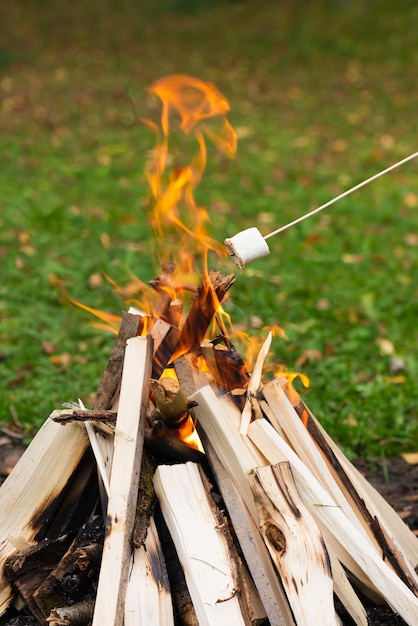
0,0,417,459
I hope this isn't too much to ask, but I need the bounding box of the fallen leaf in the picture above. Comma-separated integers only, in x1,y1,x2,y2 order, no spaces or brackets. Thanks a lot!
342,253,364,264
88,272,103,288
295,348,322,366
42,341,56,355
404,233,418,246
404,192,418,208
49,352,71,368
316,297,330,310
376,337,394,356
389,356,406,373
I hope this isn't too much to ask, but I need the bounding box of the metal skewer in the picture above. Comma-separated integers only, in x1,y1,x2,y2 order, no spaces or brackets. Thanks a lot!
225,151,417,269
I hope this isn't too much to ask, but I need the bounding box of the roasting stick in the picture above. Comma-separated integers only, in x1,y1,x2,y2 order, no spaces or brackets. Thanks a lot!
225,151,418,269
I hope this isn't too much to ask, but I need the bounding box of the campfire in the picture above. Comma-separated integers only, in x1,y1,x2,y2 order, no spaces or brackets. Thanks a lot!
1,76,418,626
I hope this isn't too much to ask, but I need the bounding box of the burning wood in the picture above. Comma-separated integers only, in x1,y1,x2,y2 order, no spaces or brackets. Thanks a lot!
2,269,418,626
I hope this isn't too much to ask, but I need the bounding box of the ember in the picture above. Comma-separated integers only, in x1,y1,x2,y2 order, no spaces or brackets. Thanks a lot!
1,76,418,626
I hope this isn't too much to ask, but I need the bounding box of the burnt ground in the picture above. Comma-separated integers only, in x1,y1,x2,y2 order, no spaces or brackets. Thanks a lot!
0,437,417,625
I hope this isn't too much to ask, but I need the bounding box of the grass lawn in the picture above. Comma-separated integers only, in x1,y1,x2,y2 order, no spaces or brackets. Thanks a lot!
0,0,417,459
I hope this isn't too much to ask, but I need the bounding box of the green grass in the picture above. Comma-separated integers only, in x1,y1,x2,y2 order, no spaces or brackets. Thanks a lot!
0,0,417,458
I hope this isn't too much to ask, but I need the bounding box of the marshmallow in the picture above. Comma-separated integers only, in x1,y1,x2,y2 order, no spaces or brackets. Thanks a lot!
224,227,270,270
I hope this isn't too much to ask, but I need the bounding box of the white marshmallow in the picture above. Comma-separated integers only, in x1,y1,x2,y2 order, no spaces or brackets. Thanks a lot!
224,227,270,269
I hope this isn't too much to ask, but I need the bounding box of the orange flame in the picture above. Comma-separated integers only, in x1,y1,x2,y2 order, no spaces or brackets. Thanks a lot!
145,75,237,277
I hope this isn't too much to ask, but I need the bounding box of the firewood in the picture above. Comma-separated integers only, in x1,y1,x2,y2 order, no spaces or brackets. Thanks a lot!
191,386,295,626
199,431,288,626
92,335,153,626
46,599,95,625
173,270,235,360
262,379,374,536
91,310,142,411
151,377,189,426
51,409,117,423
153,462,249,626
328,552,368,626
145,425,206,466
132,448,157,549
200,337,250,395
303,400,418,571
33,516,104,619
149,262,177,322
167,298,183,327
151,320,180,379
248,418,418,624
249,462,338,626
190,386,266,521
271,378,418,590
5,532,77,624
155,505,198,626
0,420,90,616
240,331,272,435
125,517,174,626
173,354,210,397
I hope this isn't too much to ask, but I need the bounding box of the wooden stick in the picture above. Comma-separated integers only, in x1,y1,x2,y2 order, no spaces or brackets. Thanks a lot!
199,431,290,626
250,462,338,626
125,517,174,626
47,599,95,625
274,378,418,588
173,270,235,360
154,462,248,626
240,331,272,435
190,386,266,521
0,420,89,616
92,335,153,626
92,310,142,411
248,418,418,624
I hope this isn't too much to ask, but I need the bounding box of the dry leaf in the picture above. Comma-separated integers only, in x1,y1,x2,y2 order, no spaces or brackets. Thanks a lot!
404,233,418,246
342,253,364,264
88,272,104,288
376,337,394,356
295,348,322,366
42,341,56,355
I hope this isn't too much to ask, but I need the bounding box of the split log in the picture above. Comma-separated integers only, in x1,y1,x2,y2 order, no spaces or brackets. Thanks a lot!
190,386,266,521
200,337,250,395
155,505,198,626
153,462,249,626
240,331,272,435
125,517,174,626
199,431,286,626
172,271,235,361
91,310,142,411
249,462,338,626
0,311,142,617
92,335,153,626
263,378,418,594
248,417,418,624
0,420,89,616
191,385,295,626
151,319,180,379
173,354,210,397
